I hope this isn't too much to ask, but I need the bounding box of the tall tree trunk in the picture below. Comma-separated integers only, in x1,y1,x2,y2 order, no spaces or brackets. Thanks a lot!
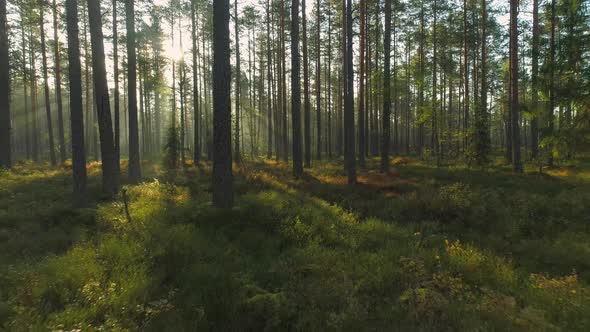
431,0,438,162
344,0,356,183
510,0,522,172
65,0,87,205
52,0,66,163
266,0,272,159
21,17,30,160
327,9,332,158
125,0,141,182
87,0,118,194
358,0,365,167
381,0,391,173
292,0,303,177
547,0,556,166
315,0,321,160
463,0,469,152
0,0,9,168
40,3,57,166
476,0,489,166
30,27,39,163
213,0,233,208
191,0,200,162
417,0,424,155
112,0,120,172
302,0,311,168
234,0,241,163
281,0,288,162
530,0,539,158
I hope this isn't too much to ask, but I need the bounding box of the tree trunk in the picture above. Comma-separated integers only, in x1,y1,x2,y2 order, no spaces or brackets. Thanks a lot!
213,0,233,208
315,0,321,160
21,16,30,160
40,3,57,166
125,0,141,182
281,0,288,162
292,0,303,177
510,0,522,172
65,0,87,205
358,0,365,167
112,0,120,172
547,0,556,166
0,0,9,168
52,0,66,163
530,0,539,158
344,0,356,183
191,0,200,162
234,0,241,163
463,0,469,152
381,0,391,173
87,0,118,194
266,0,272,159
302,0,311,168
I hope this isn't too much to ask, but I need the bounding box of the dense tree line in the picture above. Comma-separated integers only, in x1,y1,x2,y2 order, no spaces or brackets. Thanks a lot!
1,0,589,207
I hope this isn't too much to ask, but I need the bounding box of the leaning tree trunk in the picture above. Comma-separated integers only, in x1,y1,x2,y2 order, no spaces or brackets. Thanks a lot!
125,0,141,182
87,0,118,194
65,0,87,205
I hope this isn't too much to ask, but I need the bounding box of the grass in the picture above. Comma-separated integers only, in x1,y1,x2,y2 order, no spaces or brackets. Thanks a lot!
1,156,589,331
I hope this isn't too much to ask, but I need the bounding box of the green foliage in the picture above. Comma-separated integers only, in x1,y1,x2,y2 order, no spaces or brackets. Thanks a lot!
1,159,590,330
163,126,180,170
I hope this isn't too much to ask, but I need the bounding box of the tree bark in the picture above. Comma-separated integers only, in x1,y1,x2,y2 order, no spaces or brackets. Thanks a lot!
344,0,356,183
234,0,241,163
530,0,539,158
315,0,321,160
40,3,57,166
292,0,303,177
213,0,233,208
266,0,272,159
0,0,9,168
112,0,120,172
52,0,66,163
191,0,200,162
358,0,365,167
510,0,522,172
381,0,391,173
87,0,118,194
302,0,311,168
125,0,141,182
65,0,87,204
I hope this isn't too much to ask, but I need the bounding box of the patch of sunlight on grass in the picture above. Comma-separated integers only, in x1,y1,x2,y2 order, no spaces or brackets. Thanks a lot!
546,168,574,177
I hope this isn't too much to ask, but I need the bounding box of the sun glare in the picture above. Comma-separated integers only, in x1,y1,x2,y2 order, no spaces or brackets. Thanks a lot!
165,45,184,62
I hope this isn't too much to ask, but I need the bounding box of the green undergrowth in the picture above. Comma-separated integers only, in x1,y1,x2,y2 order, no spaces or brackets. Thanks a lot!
1,158,589,331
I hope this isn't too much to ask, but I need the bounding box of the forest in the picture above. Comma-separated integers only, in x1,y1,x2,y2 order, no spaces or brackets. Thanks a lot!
0,0,590,330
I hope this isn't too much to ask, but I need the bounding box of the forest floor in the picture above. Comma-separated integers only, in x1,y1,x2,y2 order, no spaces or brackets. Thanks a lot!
1,156,590,331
